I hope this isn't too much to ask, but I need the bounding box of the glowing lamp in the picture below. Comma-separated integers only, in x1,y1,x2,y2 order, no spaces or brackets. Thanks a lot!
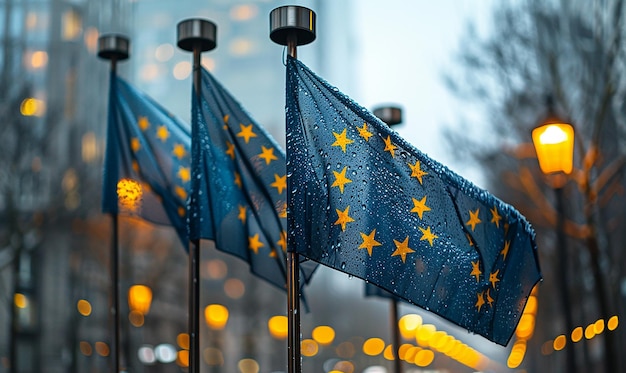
128,284,152,315
531,121,574,174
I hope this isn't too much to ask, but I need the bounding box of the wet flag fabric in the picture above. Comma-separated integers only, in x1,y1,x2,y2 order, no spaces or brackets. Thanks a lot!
285,56,541,345
189,67,316,291
102,71,190,248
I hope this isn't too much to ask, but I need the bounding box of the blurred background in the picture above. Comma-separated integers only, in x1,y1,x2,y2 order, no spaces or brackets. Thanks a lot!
1,0,625,372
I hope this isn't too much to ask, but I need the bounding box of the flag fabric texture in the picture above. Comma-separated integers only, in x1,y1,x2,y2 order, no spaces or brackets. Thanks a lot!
102,71,190,248
285,56,541,346
189,67,316,291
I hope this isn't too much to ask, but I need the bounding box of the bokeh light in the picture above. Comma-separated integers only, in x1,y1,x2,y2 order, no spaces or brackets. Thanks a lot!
177,333,189,350
237,358,259,373
173,61,191,80
571,326,583,342
224,278,245,299
362,338,385,356
128,284,152,314
553,335,566,351
205,304,229,329
268,315,288,340
95,342,110,357
155,344,177,363
312,325,335,345
138,345,156,365
79,341,92,356
203,347,224,366
117,179,143,212
301,339,318,357
398,313,422,339
77,299,91,316
14,293,28,309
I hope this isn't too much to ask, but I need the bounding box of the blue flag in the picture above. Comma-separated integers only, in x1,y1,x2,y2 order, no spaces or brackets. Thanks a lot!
286,56,541,346
102,71,190,248
189,67,316,291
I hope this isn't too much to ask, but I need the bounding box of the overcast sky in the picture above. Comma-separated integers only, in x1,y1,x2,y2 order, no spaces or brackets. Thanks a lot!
354,0,496,187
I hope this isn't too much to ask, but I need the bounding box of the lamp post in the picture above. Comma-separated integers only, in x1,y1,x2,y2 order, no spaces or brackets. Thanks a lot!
531,110,576,373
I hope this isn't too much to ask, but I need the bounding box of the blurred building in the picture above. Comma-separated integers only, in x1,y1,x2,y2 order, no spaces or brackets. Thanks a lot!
0,0,132,372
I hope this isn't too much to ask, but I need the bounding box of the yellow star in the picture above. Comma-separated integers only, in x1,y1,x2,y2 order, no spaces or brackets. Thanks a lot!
408,160,428,184
177,166,191,183
156,125,170,142
234,172,242,189
383,135,397,158
237,123,257,143
131,138,141,152
476,291,485,312
500,240,511,260
332,166,352,194
357,122,373,141
175,186,187,200
278,202,287,218
334,206,355,231
225,141,236,159
391,236,415,263
418,226,438,246
277,231,287,252
410,196,431,219
486,289,494,307
248,233,264,254
258,146,278,165
489,269,500,288
470,260,482,282
178,206,185,217
132,160,139,173
271,174,286,194
223,114,230,126
466,233,474,246
172,143,187,159
138,116,150,131
237,205,247,224
359,229,382,256
465,209,482,231
490,206,502,228
331,128,354,152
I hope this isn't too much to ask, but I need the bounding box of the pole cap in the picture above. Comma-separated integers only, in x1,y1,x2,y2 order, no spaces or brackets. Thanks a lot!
269,6,316,46
373,106,403,127
97,34,130,61
177,18,217,52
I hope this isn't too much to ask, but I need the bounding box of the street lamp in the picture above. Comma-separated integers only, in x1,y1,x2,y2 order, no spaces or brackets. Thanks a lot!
531,102,576,373
532,120,574,175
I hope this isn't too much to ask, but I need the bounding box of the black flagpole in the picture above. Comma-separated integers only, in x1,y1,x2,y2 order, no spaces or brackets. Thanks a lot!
176,19,217,373
373,105,404,373
97,34,130,373
269,6,316,373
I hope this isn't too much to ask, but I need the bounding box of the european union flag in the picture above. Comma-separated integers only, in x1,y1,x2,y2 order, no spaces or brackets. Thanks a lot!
102,71,190,248
286,56,540,345
189,67,316,291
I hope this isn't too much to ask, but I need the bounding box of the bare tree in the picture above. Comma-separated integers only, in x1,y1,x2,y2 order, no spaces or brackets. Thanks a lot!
444,1,625,372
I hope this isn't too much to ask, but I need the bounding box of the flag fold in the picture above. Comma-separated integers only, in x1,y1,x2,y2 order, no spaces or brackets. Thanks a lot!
286,56,540,345
102,71,190,248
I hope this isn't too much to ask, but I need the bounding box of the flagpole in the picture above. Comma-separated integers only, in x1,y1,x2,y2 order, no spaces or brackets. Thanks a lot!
269,6,316,373
176,19,216,373
97,34,130,373
373,105,404,373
